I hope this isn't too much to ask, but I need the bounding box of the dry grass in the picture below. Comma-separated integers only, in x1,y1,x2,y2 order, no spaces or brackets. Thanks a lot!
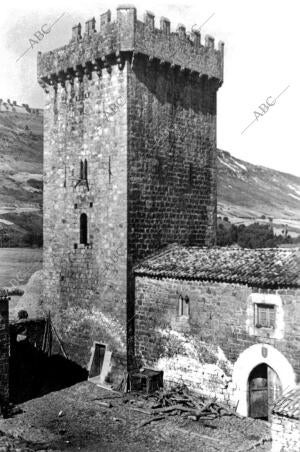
0,247,42,287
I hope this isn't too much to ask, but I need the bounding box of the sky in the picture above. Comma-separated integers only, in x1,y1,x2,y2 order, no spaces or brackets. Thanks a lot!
0,0,299,176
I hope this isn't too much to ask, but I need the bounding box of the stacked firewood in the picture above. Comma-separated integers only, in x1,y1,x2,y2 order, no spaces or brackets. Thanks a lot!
127,384,241,427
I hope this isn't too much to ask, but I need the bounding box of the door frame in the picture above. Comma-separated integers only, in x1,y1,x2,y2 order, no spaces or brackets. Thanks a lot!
232,344,295,417
88,341,112,384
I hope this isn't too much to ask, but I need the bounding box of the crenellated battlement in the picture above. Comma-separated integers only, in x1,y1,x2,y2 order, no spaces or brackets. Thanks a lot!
38,5,224,88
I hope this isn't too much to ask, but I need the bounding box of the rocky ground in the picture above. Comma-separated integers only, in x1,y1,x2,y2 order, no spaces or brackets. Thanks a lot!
0,381,272,452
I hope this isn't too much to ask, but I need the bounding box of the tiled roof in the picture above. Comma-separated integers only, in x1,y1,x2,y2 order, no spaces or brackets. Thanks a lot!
134,244,300,288
272,386,300,420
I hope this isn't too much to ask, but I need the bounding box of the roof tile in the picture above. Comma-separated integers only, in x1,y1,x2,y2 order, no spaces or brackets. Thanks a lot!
134,244,300,288
272,386,300,420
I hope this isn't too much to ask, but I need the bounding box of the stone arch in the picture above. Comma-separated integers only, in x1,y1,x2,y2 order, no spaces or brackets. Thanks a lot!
232,344,296,416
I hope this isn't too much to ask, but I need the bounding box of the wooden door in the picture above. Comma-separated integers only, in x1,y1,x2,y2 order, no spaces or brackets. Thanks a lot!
248,363,282,420
89,343,106,378
248,364,268,419
267,366,282,418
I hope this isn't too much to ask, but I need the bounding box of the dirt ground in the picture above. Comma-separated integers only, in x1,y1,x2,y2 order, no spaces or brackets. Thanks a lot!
0,381,273,452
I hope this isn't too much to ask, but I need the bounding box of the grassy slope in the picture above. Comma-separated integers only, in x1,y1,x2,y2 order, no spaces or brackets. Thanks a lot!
217,150,300,234
0,112,43,245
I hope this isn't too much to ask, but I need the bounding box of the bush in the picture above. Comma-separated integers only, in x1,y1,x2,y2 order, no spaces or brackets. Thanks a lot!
217,220,300,248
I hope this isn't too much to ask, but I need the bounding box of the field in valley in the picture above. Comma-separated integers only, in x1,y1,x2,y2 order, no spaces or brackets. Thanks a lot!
0,247,42,288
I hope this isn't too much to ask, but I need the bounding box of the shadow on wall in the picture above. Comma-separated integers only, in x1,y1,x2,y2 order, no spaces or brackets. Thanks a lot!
9,324,88,404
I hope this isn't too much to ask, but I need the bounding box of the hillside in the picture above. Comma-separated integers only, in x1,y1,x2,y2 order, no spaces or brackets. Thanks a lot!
0,109,43,246
0,108,299,245
217,150,300,237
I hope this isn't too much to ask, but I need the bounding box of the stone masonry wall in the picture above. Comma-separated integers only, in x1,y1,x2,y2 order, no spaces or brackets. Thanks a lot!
134,276,300,401
271,414,300,451
42,63,128,380
127,55,218,263
126,54,219,364
0,295,9,409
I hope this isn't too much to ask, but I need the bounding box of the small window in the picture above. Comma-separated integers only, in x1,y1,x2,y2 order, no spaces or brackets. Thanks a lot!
255,304,275,328
178,295,190,317
80,213,88,245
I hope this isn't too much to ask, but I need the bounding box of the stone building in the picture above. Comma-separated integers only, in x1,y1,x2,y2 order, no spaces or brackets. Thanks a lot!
37,6,224,381
134,245,300,419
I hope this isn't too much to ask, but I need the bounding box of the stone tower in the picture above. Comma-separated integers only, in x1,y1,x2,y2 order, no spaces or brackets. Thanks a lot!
38,6,224,380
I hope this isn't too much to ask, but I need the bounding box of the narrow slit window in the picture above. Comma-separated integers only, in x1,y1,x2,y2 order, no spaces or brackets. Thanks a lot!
108,156,112,184
84,159,88,180
178,296,183,316
183,296,190,316
80,213,88,245
80,160,84,180
178,295,190,317
64,164,67,188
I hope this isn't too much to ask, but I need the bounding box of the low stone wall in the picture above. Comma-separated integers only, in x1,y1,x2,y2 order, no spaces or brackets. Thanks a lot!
271,414,300,451
157,353,237,407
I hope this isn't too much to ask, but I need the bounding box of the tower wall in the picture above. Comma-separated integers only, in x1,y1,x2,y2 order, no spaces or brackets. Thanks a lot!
42,63,128,376
128,56,217,263
38,5,224,377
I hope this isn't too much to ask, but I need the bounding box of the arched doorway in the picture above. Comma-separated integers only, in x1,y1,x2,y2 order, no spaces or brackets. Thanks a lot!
248,363,282,420
232,344,296,417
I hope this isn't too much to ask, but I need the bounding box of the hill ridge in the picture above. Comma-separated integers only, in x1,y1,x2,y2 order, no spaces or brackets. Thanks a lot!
0,110,299,244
